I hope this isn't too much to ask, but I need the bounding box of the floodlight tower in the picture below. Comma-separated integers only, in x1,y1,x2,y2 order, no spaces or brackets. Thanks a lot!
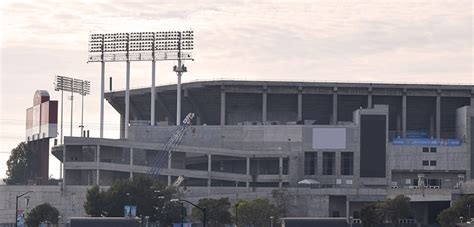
88,31,194,138
55,75,90,139
173,31,188,125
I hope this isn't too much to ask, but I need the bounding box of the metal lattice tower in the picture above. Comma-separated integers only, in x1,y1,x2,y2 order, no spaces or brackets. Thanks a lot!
148,113,195,179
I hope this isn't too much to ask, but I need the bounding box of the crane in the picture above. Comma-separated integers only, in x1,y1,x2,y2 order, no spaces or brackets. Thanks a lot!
148,113,195,180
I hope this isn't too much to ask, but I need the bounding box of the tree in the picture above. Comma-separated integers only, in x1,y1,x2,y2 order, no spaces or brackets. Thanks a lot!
385,195,412,223
437,195,474,226
4,142,36,185
360,201,385,227
83,175,181,225
237,198,280,227
25,203,60,227
360,195,412,226
191,197,232,227
83,185,107,217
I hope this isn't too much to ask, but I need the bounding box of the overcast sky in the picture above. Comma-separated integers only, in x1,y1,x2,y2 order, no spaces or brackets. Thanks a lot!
0,0,472,180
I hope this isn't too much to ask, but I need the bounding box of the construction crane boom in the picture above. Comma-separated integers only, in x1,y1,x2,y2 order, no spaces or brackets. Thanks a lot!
148,113,194,179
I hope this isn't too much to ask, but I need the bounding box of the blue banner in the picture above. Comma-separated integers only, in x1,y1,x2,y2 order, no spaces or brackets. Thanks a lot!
124,205,137,218
392,138,461,146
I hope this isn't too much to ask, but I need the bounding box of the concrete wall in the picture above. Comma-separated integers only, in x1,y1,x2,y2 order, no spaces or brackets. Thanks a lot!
388,144,469,171
0,186,89,224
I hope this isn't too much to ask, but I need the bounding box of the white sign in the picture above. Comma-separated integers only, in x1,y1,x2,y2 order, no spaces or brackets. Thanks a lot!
312,128,346,149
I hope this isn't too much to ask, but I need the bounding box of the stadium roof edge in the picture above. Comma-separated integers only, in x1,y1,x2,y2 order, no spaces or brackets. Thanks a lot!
104,79,474,97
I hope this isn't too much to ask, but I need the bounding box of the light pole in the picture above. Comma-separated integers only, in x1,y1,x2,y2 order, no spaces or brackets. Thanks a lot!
235,203,239,227
171,199,206,227
468,204,472,222
270,216,274,227
15,191,33,227
349,216,353,227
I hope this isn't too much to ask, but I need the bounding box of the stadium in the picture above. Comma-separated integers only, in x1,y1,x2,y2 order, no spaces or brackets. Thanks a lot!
49,79,474,224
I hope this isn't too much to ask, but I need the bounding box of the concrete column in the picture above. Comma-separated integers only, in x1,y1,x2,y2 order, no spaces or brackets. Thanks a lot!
436,91,441,139
96,145,100,186
429,115,435,138
262,86,267,124
297,88,302,121
402,90,407,138
335,152,341,176
246,157,250,188
471,88,474,106
346,199,350,220
168,152,172,186
220,86,226,126
332,87,338,125
368,87,373,108
120,114,125,139
279,156,283,188
151,60,156,126
125,61,130,138
130,148,134,180
317,152,323,175
396,114,402,137
208,154,212,192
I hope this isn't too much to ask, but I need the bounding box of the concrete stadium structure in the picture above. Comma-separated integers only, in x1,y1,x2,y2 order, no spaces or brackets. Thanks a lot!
6,80,472,224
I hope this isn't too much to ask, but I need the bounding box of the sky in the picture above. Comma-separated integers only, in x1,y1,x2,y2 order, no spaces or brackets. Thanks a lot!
0,0,472,180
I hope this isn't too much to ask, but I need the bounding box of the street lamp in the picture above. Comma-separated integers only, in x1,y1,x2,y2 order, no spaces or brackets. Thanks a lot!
171,199,206,227
270,216,274,227
15,191,33,227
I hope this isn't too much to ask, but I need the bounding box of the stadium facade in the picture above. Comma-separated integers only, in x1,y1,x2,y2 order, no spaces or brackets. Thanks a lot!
52,80,474,224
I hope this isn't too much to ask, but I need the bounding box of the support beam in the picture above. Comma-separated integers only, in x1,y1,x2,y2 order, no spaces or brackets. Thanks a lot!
368,87,373,108
402,89,407,138
120,114,125,139
297,86,302,121
130,148,134,180
335,152,341,176
208,154,212,193
262,86,267,124
125,61,130,138
436,90,441,139
279,156,283,188
332,87,338,125
246,157,250,188
221,86,226,126
151,60,156,126
346,199,350,221
96,145,100,186
471,88,474,106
